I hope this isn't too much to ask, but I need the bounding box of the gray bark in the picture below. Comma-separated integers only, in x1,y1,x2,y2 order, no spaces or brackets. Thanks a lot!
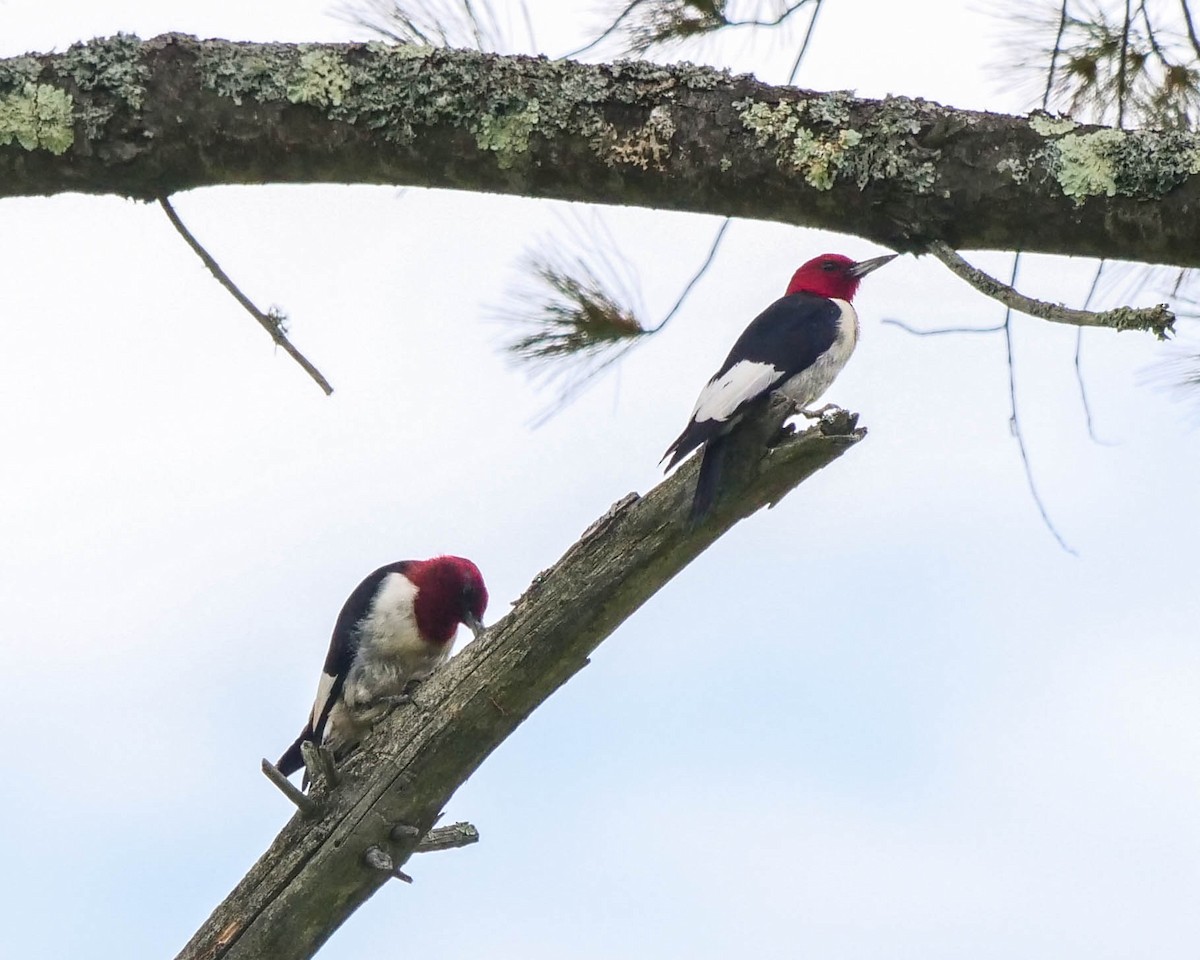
176,406,865,960
3,34,1200,267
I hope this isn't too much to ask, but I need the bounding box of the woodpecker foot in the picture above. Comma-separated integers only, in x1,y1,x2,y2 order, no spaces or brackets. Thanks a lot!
798,403,840,420
376,693,416,709
364,845,414,883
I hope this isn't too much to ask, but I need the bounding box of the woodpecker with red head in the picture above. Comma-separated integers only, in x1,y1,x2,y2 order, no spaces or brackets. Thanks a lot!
277,555,488,779
663,252,895,521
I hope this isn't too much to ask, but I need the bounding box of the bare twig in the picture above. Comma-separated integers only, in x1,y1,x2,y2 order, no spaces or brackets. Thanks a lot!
648,217,731,333
1003,254,1077,556
1117,0,1133,126
414,821,480,852
158,197,334,395
1074,260,1117,444
881,318,1005,336
787,0,824,84
925,240,1174,338
260,759,322,818
1042,0,1071,109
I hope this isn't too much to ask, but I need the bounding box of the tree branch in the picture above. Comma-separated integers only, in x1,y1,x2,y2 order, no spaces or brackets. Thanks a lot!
176,406,866,960
925,240,1174,337
4,35,1200,271
158,197,334,394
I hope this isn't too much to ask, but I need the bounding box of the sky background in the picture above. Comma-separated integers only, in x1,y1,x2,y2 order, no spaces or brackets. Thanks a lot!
2,1,1199,958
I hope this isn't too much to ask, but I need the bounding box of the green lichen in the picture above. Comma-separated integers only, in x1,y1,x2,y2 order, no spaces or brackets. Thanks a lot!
1054,129,1125,198
806,90,854,127
790,127,861,189
0,56,42,89
475,99,540,168
0,82,74,153
61,33,149,110
737,94,936,193
199,44,295,105
1029,113,1078,136
287,48,352,108
997,157,1030,183
602,103,675,170
1049,127,1200,202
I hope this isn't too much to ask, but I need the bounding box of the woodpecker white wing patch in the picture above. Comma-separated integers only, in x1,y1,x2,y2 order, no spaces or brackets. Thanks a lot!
690,360,785,424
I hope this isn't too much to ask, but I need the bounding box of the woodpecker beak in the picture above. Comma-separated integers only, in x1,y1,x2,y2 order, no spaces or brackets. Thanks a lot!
847,254,897,278
463,611,486,639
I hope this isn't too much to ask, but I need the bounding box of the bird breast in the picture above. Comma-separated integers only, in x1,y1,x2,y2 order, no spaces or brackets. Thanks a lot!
776,297,858,408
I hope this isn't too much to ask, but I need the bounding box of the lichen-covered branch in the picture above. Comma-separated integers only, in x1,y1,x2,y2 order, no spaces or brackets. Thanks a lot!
3,35,1200,268
926,240,1175,338
175,407,866,960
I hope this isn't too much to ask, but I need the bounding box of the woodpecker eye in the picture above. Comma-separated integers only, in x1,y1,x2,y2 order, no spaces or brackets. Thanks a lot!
461,584,480,611
821,261,838,272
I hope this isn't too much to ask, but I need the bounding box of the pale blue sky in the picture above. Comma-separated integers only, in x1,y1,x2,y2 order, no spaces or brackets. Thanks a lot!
1,2,1198,958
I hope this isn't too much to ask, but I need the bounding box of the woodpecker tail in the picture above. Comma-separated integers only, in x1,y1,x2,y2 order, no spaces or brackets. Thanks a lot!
690,435,728,523
276,726,312,778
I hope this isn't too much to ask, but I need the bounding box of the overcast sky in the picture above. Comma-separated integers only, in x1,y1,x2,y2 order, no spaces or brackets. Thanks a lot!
2,2,1199,958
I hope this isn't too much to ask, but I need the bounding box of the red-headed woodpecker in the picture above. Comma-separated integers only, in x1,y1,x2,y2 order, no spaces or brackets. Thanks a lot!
663,252,895,520
277,555,488,778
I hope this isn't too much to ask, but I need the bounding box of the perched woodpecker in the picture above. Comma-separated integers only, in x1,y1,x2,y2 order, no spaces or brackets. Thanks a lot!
663,252,895,520
277,556,488,778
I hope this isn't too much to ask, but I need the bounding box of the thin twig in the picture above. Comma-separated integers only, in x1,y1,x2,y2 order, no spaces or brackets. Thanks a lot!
1003,254,1077,556
414,822,481,852
261,759,322,818
1043,0,1071,109
1116,0,1132,127
1074,261,1116,445
925,240,1173,338
787,0,824,84
726,0,815,29
158,196,334,395
881,318,1005,336
648,217,731,333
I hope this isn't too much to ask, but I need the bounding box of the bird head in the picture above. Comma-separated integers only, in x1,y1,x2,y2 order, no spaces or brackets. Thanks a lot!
408,555,489,644
785,252,896,301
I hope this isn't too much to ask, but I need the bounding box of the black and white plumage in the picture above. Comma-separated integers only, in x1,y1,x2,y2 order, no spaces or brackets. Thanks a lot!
663,252,895,521
277,555,488,779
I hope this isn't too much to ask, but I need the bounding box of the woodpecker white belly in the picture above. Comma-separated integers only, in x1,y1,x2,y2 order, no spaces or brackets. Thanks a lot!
276,556,489,780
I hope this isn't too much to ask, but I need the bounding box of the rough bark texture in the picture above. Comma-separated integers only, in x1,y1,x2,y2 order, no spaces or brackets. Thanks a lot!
176,406,865,960
4,34,1200,267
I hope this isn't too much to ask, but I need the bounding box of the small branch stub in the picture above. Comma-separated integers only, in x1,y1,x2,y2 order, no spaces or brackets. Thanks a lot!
363,845,413,884
415,822,481,853
260,759,321,818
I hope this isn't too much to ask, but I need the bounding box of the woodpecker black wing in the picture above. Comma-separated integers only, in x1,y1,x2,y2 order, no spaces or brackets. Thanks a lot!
663,292,842,469
276,560,414,777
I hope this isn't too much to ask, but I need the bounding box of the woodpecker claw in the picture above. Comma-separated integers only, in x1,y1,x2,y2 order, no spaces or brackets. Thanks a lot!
799,403,840,420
